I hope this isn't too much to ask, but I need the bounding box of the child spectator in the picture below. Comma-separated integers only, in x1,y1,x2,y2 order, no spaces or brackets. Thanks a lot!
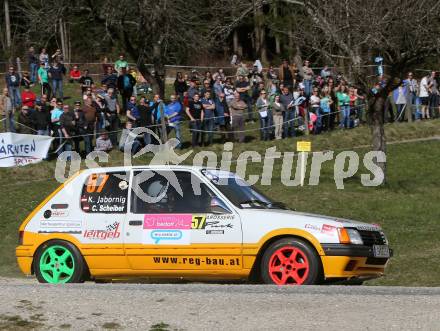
95,130,113,152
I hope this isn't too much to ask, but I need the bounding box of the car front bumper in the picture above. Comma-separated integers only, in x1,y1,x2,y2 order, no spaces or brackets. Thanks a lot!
320,244,392,280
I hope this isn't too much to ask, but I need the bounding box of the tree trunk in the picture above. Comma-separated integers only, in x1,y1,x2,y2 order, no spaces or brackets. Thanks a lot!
369,96,387,182
4,0,11,60
273,2,281,55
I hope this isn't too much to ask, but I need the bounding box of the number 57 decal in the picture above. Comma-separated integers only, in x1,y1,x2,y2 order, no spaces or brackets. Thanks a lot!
192,215,207,229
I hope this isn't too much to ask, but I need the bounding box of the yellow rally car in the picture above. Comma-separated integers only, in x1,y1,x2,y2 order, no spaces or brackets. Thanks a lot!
16,166,392,285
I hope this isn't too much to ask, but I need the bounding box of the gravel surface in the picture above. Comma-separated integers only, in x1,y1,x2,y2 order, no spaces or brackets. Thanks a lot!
0,277,439,330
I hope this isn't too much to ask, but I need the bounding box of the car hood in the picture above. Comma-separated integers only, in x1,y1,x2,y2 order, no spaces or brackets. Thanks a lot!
240,208,381,232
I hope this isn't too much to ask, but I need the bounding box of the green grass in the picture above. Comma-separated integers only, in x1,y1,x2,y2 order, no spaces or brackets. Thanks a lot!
2,83,440,285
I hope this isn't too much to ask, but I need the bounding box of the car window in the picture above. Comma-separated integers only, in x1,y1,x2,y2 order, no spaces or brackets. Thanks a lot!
130,170,214,214
80,171,129,213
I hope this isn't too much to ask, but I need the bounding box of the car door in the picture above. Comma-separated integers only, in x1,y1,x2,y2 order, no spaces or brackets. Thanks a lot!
79,170,130,270
124,169,243,272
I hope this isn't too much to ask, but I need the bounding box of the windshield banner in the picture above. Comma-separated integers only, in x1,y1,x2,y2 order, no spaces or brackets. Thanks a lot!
0,132,53,167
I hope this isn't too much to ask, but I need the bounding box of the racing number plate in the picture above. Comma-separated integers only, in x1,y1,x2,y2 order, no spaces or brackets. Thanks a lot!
373,245,390,258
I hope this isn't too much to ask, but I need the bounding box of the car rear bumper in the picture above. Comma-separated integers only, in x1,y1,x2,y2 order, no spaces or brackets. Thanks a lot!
320,244,392,279
16,246,33,275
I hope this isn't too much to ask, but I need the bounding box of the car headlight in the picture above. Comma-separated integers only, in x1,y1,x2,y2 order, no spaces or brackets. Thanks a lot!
338,228,364,245
346,228,363,245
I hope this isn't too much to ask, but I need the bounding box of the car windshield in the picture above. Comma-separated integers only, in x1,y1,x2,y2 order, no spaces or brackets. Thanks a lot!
201,169,288,210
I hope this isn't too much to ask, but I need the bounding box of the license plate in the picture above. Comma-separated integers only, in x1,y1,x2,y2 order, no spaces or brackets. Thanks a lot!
373,245,390,258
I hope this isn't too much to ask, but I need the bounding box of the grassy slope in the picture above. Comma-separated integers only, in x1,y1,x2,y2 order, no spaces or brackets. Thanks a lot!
1,82,440,285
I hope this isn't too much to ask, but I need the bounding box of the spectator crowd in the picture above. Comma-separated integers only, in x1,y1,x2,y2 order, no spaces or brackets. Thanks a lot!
1,47,439,159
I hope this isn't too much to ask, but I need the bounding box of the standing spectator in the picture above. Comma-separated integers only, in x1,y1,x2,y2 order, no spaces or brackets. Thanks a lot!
223,78,235,106
310,88,321,133
165,95,183,148
187,80,199,101
51,99,64,152
394,83,407,122
186,93,204,147
48,62,65,99
174,72,188,100
403,72,418,118
95,130,113,152
104,88,120,146
419,73,430,119
272,95,285,140
16,106,34,134
79,69,94,94
21,86,36,110
302,60,314,97
428,71,439,118
60,104,76,158
215,93,230,141
0,88,14,132
138,97,153,145
72,101,83,152
327,78,337,129
320,65,332,80
79,98,96,154
51,49,64,63
320,87,333,131
236,62,249,78
201,91,216,146
280,87,295,138
336,85,350,128
200,80,212,97
93,93,108,130
101,66,118,89
256,90,270,141
278,59,296,88
39,48,49,68
21,71,32,89
69,65,82,83
38,62,51,97
5,66,21,109
114,54,128,75
235,75,253,122
32,97,51,137
117,66,136,113
27,47,39,84
229,92,247,143
126,96,140,126
213,76,224,98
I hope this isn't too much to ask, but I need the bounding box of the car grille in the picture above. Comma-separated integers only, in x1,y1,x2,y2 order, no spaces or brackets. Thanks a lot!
358,230,386,246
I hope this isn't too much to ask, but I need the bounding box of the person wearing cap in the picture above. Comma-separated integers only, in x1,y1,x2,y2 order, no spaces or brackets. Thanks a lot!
31,96,51,137
16,106,34,134
95,129,113,152
38,62,51,98
187,80,199,101
5,66,21,109
117,66,136,113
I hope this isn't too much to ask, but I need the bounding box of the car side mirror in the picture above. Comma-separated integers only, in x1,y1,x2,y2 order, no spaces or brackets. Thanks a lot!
210,197,231,214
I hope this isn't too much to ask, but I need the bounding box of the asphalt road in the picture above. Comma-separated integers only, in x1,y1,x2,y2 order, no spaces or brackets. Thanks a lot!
0,278,439,331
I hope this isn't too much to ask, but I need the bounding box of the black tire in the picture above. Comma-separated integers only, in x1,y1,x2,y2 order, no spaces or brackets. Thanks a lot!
260,237,322,285
34,240,87,284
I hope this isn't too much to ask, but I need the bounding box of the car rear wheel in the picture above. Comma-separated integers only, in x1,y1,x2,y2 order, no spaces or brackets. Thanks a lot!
261,238,321,285
34,240,86,284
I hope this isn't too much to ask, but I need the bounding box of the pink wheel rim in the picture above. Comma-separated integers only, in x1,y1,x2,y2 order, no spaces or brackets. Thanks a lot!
268,246,310,285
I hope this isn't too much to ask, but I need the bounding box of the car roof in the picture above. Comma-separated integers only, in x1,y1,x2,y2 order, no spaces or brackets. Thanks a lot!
80,165,218,174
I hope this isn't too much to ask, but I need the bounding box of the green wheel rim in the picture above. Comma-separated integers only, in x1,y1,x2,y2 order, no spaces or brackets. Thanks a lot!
39,245,75,284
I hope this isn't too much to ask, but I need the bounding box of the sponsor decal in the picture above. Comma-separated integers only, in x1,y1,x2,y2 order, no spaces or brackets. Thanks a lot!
305,224,321,232
206,220,233,229
43,209,69,219
321,224,337,235
51,204,69,209
40,220,82,229
192,215,234,230
118,180,128,190
38,231,82,234
206,230,224,235
143,214,191,245
83,221,121,240
43,210,52,219
152,256,240,267
355,225,380,232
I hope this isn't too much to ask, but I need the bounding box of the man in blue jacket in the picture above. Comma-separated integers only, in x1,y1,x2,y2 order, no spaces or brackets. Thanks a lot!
165,94,182,148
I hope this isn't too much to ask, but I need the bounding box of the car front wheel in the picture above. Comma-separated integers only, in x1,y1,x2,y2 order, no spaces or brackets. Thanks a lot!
261,238,321,285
